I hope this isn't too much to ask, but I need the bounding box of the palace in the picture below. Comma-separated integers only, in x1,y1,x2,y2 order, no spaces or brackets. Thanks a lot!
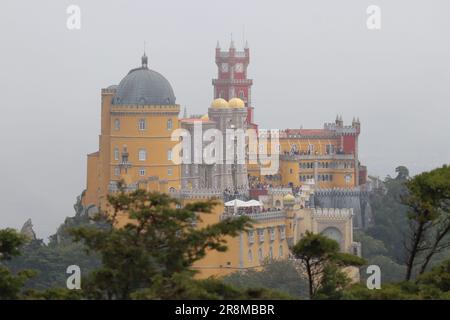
81,40,368,277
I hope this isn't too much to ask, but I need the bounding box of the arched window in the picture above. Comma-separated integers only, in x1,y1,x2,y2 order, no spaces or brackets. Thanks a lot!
167,149,173,161
139,168,146,176
114,119,120,131
167,119,173,130
138,149,147,161
258,248,263,262
114,167,120,176
248,249,253,262
138,119,146,131
345,174,352,184
269,246,273,260
279,245,283,257
114,147,119,161
290,144,298,153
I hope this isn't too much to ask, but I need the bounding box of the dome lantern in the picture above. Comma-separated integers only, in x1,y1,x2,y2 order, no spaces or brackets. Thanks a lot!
141,53,148,69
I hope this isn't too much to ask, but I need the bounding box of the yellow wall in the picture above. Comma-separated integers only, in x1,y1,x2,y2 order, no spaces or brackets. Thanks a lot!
246,136,357,189
83,152,99,207
84,88,181,209
191,200,290,279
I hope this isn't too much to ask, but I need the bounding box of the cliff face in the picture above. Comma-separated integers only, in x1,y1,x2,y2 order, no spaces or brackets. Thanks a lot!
51,191,102,245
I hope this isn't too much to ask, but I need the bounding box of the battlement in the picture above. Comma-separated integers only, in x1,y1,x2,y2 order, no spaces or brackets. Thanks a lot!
110,104,180,115
169,188,223,200
314,187,365,197
312,207,354,220
267,187,292,196
101,87,117,94
323,123,358,135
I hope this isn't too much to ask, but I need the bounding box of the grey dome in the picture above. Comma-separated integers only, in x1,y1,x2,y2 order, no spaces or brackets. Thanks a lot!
112,60,176,105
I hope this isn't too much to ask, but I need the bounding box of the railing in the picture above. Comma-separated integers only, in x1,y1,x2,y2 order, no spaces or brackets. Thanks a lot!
280,153,355,161
108,181,137,193
212,79,253,85
220,210,286,221
169,188,223,199
268,187,292,195
218,52,247,58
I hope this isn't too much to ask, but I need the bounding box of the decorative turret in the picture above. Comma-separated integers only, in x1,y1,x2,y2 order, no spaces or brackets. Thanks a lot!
352,117,361,134
283,193,296,208
335,115,343,127
229,34,235,51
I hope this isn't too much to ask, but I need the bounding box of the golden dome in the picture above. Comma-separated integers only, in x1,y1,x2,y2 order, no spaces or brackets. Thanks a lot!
211,98,229,109
200,114,209,121
283,193,295,202
228,97,245,108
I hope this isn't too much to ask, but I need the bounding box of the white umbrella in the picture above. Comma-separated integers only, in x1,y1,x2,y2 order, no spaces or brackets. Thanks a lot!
246,199,263,207
224,199,247,207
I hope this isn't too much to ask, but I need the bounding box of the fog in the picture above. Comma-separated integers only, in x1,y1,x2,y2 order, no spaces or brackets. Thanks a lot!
0,0,449,238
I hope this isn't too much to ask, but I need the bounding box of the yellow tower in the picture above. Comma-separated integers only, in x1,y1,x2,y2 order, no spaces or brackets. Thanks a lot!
83,54,181,210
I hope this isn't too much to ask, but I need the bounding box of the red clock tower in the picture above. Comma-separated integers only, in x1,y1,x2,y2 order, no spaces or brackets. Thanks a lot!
213,40,257,129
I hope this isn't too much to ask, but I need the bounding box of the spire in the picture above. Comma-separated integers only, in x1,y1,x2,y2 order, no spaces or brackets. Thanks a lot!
216,41,220,49
183,107,187,118
245,40,249,49
230,33,235,49
142,41,148,68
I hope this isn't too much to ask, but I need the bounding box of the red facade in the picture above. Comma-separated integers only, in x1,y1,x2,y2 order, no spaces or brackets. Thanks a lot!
213,43,257,128
342,135,356,154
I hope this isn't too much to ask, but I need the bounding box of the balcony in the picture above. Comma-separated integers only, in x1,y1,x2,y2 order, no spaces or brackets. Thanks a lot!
280,153,355,161
212,79,253,86
220,210,286,222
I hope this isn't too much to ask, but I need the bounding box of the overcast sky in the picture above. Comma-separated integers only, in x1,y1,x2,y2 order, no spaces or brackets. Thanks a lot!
0,0,449,239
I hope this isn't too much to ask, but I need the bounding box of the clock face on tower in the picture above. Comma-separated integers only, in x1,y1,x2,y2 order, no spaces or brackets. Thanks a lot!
221,63,228,72
234,63,244,72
